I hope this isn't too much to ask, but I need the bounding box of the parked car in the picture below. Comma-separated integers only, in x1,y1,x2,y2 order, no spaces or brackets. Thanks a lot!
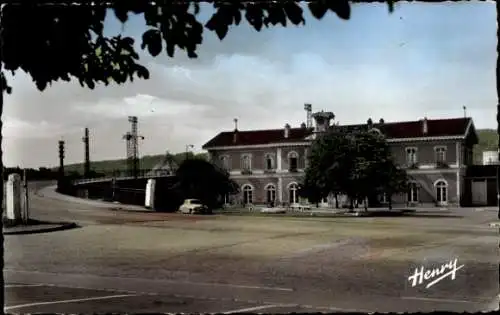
260,207,286,214
179,199,210,214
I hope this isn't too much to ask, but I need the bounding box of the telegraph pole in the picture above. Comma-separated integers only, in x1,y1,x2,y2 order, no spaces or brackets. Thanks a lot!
58,140,65,189
23,168,29,224
82,127,90,178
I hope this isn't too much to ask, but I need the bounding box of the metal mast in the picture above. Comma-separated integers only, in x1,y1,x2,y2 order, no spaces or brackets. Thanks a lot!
123,116,144,178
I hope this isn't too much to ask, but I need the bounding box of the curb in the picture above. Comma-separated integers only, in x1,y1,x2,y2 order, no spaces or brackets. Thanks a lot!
4,222,79,235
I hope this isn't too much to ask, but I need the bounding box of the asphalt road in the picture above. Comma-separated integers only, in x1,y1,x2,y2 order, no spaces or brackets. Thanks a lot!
4,181,499,313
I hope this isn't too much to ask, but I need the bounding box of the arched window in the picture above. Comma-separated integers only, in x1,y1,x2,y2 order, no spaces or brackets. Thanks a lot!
241,154,252,171
265,184,276,204
288,151,299,171
264,154,275,171
407,182,419,203
242,184,253,205
435,180,448,203
288,182,299,204
219,155,230,170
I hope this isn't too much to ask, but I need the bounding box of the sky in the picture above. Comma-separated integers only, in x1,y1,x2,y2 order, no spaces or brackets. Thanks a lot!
2,2,497,168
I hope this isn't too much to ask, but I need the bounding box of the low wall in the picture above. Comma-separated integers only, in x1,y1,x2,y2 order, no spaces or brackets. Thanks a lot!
71,176,180,211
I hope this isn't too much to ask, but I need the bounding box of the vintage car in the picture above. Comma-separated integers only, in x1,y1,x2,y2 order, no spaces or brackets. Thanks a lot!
178,199,210,214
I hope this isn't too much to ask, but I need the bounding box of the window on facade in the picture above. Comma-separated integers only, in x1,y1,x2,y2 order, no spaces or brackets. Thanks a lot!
265,184,276,203
289,152,298,171
241,155,251,170
220,156,230,170
435,180,447,203
407,182,419,203
289,183,299,204
265,154,274,170
435,147,446,163
406,148,418,164
242,185,253,205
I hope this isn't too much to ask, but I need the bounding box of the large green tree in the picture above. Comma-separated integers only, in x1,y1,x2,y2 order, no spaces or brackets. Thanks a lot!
173,158,239,209
302,128,408,210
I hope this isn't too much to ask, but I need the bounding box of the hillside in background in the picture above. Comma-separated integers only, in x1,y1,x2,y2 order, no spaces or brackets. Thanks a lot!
474,129,498,164
58,151,208,174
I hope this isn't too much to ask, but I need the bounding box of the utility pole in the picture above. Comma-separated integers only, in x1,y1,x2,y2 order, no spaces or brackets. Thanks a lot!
82,127,90,178
22,168,29,224
58,140,65,186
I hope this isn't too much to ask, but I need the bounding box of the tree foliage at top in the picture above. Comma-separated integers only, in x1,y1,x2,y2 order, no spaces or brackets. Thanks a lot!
0,1,395,94
300,128,408,210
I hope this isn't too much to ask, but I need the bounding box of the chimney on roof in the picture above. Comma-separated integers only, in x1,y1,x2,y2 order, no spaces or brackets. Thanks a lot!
367,118,373,129
233,118,238,143
284,123,291,138
300,122,306,129
422,117,428,135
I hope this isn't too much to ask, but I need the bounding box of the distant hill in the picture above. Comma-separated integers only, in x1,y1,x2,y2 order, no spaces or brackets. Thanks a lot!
58,151,208,174
45,129,499,173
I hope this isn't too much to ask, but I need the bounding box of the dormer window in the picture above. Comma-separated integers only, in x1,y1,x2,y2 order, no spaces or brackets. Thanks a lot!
288,151,299,171
264,153,275,170
406,147,418,165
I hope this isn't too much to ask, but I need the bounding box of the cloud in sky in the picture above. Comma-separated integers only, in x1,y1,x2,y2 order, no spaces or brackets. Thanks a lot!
3,2,496,168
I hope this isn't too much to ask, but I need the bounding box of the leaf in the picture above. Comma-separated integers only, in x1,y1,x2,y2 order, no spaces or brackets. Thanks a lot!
308,2,328,20
122,36,134,47
113,6,129,24
35,80,47,92
205,12,229,40
205,14,218,31
329,0,351,20
141,29,162,56
214,24,229,40
284,2,304,25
